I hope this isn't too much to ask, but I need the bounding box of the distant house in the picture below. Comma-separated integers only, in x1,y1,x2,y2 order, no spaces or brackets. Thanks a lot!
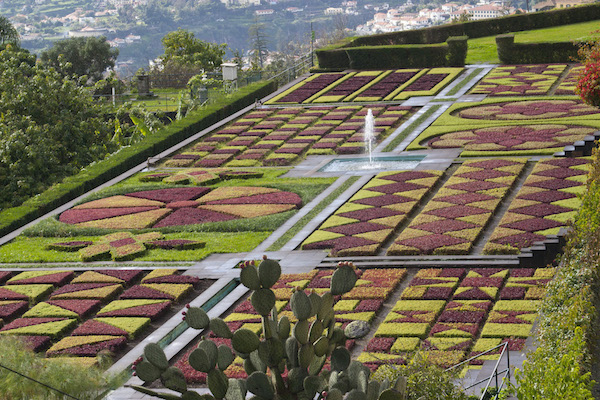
255,9,274,15
68,26,109,37
325,7,344,14
531,0,593,10
286,7,303,12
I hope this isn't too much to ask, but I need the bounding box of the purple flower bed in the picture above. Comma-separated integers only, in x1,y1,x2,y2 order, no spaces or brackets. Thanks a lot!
430,322,479,337
320,75,379,98
511,203,570,217
153,208,237,227
397,234,467,253
119,285,175,300
439,269,466,278
404,74,448,91
0,288,29,301
48,336,128,357
413,219,477,234
93,270,144,285
366,337,395,352
71,320,127,336
20,335,52,352
358,71,418,98
59,207,159,224
438,310,486,324
128,187,210,203
1,317,67,330
47,300,101,318
146,240,205,250
327,221,390,236
355,299,384,312
422,338,472,351
0,271,13,284
528,178,580,190
452,288,496,300
98,301,171,320
276,73,345,103
0,301,28,320
459,277,505,288
51,283,120,297
422,287,454,300
143,275,200,286
8,271,74,286
499,287,527,300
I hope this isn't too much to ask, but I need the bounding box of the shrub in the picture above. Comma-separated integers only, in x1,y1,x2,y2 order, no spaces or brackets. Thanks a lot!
0,336,122,399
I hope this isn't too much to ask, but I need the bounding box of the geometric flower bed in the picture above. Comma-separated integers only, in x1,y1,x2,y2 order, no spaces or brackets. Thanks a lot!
427,124,596,154
164,105,415,166
454,99,600,121
48,231,205,262
57,186,302,229
554,65,584,95
387,158,527,255
0,268,209,362
483,157,590,254
266,68,462,104
469,64,567,96
139,168,263,185
301,170,444,256
173,268,406,383
359,266,554,373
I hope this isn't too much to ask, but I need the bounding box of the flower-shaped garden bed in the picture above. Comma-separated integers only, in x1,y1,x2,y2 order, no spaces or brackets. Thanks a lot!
174,268,406,383
58,186,302,230
484,157,589,254
470,64,567,96
359,267,553,373
426,124,596,154
302,170,443,256
388,158,527,255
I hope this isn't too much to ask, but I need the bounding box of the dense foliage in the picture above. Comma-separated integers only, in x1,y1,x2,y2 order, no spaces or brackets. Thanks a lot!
0,44,119,209
513,149,600,397
0,336,121,399
40,36,119,83
160,29,226,72
576,35,600,107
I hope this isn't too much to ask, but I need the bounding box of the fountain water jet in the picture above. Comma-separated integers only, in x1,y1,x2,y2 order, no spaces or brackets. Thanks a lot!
364,109,376,165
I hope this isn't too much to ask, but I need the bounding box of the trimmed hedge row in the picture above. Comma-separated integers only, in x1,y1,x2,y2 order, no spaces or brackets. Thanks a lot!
0,81,277,238
496,34,580,64
339,3,600,47
316,37,468,70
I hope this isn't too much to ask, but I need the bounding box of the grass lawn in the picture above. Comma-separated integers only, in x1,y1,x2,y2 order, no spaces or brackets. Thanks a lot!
0,232,270,263
466,19,600,64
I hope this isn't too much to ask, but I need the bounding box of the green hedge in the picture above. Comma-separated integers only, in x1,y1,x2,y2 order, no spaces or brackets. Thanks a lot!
333,3,600,47
495,34,580,64
316,36,468,70
0,81,277,238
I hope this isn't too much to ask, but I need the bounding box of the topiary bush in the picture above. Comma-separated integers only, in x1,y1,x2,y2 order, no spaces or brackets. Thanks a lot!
130,258,415,400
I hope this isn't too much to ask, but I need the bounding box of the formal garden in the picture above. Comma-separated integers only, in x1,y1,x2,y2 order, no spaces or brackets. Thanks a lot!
3,7,600,400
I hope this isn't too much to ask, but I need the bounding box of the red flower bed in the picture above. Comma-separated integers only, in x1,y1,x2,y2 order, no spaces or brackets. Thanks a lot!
51,283,119,297
398,234,467,253
276,73,345,103
452,287,496,300
154,208,237,227
143,275,200,286
0,288,29,301
358,71,418,98
355,299,384,311
430,322,479,337
1,317,66,330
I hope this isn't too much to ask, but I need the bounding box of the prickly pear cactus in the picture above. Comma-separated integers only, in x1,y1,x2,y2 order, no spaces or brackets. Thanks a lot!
131,258,410,400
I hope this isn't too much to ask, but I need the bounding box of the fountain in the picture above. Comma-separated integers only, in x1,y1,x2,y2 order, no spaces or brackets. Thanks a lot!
319,109,424,173
364,109,376,165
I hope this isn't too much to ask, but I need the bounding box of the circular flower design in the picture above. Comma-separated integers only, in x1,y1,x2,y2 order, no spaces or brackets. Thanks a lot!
428,124,595,152
59,187,302,229
457,100,599,120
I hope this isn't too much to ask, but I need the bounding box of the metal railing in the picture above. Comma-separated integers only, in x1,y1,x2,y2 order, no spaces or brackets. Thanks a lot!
446,342,511,400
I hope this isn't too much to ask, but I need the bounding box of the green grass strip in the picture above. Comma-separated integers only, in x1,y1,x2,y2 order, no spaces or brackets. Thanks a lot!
266,176,360,251
382,105,442,152
445,68,484,97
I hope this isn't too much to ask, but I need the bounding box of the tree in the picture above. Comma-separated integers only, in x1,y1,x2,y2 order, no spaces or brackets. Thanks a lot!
160,28,226,71
0,45,120,208
248,17,268,70
0,15,19,46
40,36,119,83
